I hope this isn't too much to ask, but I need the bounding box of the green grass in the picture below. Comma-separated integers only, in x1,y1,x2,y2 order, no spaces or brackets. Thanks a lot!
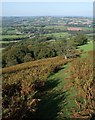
0,48,3,51
82,27,93,31
2,41,93,119
2,34,27,39
0,41,14,43
35,63,77,119
0,35,28,42
44,25,67,30
77,41,93,58
45,32,70,39
78,41,93,52
86,33,93,36
34,42,94,119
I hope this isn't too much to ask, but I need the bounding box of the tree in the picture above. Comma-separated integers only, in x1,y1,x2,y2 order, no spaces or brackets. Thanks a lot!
74,34,88,46
24,53,34,62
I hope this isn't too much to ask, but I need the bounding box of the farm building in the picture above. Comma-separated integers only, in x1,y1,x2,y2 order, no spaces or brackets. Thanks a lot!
67,27,82,31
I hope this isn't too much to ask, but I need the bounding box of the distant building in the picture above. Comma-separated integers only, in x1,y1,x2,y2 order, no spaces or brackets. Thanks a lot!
67,27,82,31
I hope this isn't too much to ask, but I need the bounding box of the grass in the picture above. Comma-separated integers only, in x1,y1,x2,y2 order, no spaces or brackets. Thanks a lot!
2,42,93,119
77,41,93,58
82,27,93,31
34,62,78,119
78,41,93,52
2,56,70,120
34,42,94,119
51,64,78,117
1,34,28,41
44,25,67,30
2,35,27,39
45,32,70,39
0,41,16,43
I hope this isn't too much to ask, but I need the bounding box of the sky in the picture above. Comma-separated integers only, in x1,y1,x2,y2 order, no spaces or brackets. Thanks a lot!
2,2,93,17
1,0,94,2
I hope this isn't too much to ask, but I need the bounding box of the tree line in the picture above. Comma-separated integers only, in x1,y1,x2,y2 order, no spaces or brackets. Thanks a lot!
2,34,88,68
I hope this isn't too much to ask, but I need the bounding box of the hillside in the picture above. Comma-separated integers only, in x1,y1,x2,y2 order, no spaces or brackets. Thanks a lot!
1,16,94,120
2,42,95,120
33,43,94,119
2,56,69,120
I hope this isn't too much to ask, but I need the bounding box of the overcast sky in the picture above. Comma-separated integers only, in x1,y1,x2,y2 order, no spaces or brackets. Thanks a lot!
2,2,93,17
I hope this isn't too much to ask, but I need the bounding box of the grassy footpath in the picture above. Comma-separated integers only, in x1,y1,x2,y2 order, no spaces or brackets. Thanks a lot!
34,42,93,120
35,62,78,119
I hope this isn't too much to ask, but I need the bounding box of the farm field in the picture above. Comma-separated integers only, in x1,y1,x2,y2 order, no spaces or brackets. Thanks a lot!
45,32,70,39
44,25,67,30
2,34,28,41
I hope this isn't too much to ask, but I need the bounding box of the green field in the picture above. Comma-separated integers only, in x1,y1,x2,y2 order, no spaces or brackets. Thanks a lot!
2,34,27,39
0,35,27,42
78,41,93,52
0,41,15,43
44,25,67,30
45,32,70,39
82,27,93,31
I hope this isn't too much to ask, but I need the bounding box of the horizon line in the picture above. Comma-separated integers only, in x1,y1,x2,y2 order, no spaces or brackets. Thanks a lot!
1,15,93,17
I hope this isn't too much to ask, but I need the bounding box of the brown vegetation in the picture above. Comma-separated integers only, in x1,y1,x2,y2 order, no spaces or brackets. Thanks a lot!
66,51,95,118
2,56,68,120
